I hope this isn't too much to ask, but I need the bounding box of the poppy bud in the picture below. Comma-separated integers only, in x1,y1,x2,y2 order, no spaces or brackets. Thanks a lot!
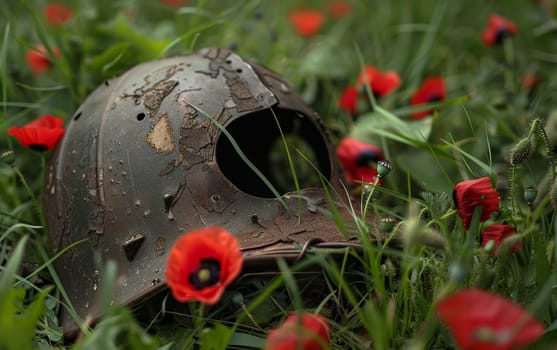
378,216,396,233
448,261,466,283
509,137,532,166
377,160,393,178
494,234,523,257
417,228,448,250
551,180,557,210
0,150,15,166
523,186,538,205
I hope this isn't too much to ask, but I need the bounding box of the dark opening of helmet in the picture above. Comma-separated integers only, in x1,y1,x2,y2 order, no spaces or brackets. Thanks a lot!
215,108,332,198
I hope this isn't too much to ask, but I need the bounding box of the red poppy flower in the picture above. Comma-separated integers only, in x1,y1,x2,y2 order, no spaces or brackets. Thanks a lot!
336,137,384,185
358,65,401,97
481,14,518,47
264,312,330,350
436,288,544,350
26,45,60,75
453,177,500,229
326,1,351,18
159,0,188,7
410,77,447,120
481,224,521,256
166,226,243,304
8,115,65,152
520,72,540,91
44,3,74,26
288,9,325,37
338,85,359,114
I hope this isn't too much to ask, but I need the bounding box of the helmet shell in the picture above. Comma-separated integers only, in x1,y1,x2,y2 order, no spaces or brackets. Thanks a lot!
44,47,353,335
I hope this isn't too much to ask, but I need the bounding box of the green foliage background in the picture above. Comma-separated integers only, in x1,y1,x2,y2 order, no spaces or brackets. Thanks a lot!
2,0,557,349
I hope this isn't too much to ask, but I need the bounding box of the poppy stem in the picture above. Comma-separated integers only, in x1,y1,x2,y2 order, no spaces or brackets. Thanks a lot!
362,176,380,219
464,206,484,267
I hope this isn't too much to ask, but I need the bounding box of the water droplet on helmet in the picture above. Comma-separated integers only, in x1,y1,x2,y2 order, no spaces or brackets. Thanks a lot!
121,171,127,176
93,284,97,291
143,209,151,217
134,200,141,207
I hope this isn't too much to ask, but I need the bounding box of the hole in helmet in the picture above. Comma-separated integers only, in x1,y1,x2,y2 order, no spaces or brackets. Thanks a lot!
73,112,82,121
137,112,146,121
236,68,243,74
216,108,332,198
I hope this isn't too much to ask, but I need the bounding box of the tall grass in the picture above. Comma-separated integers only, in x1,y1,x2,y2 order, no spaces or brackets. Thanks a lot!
1,0,557,349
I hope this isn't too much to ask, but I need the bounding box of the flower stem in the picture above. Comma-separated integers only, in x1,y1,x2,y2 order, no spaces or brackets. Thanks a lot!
362,176,381,220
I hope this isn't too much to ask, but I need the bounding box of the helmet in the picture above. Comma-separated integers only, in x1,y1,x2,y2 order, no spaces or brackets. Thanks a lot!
44,47,357,336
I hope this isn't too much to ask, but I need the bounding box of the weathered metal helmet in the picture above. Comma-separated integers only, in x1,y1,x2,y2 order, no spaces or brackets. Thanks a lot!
44,47,357,336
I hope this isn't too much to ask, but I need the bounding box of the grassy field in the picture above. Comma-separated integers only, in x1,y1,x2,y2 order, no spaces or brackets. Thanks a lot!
2,0,557,349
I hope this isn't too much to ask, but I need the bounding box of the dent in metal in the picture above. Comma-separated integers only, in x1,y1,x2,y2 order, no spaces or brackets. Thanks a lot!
122,233,145,261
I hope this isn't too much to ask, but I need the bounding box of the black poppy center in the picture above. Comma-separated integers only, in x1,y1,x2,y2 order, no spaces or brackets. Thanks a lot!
426,94,443,103
189,258,221,290
29,144,48,152
356,149,381,167
494,28,510,45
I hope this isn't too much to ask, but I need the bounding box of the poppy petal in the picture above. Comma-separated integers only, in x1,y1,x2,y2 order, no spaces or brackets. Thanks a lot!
358,65,401,97
26,45,60,75
453,177,500,229
166,226,243,304
288,9,325,37
481,14,518,46
437,289,544,350
264,313,330,350
326,1,351,18
44,3,74,26
481,224,521,256
338,85,359,113
336,137,384,185
410,77,447,120
8,114,65,152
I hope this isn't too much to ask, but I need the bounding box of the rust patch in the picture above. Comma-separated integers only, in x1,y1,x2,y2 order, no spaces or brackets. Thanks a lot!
154,237,166,256
224,72,262,112
178,104,212,170
199,48,261,112
121,64,180,117
145,113,176,154
206,107,232,149
143,80,179,117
